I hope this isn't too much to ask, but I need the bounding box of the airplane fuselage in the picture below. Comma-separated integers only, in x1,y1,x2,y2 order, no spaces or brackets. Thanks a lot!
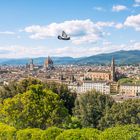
58,35,70,40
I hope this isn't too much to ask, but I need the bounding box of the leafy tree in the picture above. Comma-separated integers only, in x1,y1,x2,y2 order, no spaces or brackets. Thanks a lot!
99,125,140,140
17,77,42,93
99,99,140,129
0,82,18,99
62,117,82,129
118,78,140,84
44,82,76,115
0,79,76,116
118,78,133,84
73,90,115,128
0,77,42,99
0,85,69,129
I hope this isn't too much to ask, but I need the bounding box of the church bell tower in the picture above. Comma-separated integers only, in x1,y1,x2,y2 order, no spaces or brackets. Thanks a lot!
111,57,115,81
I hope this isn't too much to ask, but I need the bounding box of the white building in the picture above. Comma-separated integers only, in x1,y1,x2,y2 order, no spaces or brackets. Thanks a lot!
68,81,110,94
119,84,140,96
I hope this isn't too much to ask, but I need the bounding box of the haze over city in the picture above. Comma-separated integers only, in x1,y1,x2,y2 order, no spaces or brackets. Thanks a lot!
0,0,140,58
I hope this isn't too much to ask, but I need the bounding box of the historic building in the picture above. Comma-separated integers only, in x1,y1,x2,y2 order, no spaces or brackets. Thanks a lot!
29,59,34,71
84,70,111,81
68,81,110,94
119,84,140,96
84,58,116,82
111,57,116,81
44,56,54,70
110,82,118,94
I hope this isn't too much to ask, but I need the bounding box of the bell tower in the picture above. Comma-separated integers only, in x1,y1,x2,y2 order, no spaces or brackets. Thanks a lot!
111,57,115,81
29,59,34,71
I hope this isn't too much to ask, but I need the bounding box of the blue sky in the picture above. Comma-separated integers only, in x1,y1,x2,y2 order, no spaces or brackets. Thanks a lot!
0,0,140,58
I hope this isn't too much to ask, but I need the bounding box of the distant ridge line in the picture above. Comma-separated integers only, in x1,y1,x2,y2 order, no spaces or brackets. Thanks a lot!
0,50,140,65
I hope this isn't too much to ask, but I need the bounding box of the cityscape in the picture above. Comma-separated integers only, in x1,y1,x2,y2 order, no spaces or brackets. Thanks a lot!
0,0,140,139
1,56,140,102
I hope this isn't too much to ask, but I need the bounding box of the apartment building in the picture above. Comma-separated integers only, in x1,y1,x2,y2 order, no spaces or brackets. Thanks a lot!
119,84,140,96
68,81,110,94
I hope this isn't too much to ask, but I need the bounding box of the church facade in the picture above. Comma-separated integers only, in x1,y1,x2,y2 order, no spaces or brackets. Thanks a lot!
44,56,54,70
84,58,116,82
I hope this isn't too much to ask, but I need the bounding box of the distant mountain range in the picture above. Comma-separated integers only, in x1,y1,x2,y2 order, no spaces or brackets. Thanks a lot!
0,50,140,65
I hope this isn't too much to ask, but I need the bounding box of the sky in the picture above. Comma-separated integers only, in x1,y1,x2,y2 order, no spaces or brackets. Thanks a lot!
0,0,140,58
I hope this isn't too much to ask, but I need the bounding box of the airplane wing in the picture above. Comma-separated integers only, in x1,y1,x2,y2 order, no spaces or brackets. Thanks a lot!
62,31,67,38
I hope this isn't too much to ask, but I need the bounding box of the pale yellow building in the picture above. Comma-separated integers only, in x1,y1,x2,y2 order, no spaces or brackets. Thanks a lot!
119,84,140,96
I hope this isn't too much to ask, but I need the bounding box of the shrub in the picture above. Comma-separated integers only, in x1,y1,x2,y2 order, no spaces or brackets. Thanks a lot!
0,123,16,140
16,128,43,140
41,127,63,140
81,128,100,140
56,128,100,140
99,125,140,140
56,129,85,140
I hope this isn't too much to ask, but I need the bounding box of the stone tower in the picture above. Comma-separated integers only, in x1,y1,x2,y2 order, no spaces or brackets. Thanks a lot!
111,57,115,81
29,59,34,71
44,56,54,70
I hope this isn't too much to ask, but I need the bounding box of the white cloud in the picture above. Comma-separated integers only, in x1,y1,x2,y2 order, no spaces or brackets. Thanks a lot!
53,42,140,57
133,3,140,7
0,41,139,58
112,5,127,12
133,0,140,7
0,45,51,58
124,14,140,31
95,21,115,28
72,34,101,45
24,19,124,45
24,19,104,45
102,41,112,46
135,0,140,3
115,23,124,29
95,21,124,30
0,31,15,35
93,7,105,12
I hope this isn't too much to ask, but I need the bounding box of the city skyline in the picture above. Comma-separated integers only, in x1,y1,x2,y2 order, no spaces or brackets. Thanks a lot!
0,0,140,58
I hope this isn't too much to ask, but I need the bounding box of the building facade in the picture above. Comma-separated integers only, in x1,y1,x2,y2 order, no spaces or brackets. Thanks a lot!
68,81,110,94
84,58,116,82
119,84,140,96
44,56,54,70
84,70,111,81
29,59,34,71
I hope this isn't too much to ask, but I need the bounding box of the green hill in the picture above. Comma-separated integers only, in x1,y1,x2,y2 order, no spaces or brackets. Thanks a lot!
0,50,140,65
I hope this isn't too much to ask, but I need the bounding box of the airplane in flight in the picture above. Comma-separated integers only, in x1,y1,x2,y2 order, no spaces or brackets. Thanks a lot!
58,31,70,40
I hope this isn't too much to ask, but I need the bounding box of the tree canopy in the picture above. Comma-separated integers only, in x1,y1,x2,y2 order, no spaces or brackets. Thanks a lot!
73,90,115,128
99,99,140,129
0,77,42,99
0,85,69,129
44,82,76,115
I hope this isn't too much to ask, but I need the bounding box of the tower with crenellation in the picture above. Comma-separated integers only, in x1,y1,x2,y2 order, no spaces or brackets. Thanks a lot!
111,57,116,81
